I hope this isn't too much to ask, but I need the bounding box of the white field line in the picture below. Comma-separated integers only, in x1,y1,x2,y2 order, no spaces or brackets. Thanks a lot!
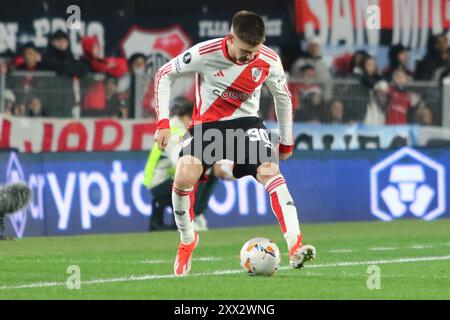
1,255,450,291
1,243,445,264
368,247,397,251
408,244,434,250
328,249,353,253
326,242,449,254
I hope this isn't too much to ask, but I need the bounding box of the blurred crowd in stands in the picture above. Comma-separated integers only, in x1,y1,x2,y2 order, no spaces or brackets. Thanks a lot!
286,33,449,126
1,30,449,126
0,30,142,119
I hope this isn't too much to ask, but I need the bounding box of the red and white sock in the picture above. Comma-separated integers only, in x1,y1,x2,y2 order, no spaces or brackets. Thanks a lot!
265,174,301,251
172,185,197,244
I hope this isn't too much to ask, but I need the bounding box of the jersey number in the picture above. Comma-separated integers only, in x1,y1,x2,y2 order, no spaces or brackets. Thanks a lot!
247,128,271,145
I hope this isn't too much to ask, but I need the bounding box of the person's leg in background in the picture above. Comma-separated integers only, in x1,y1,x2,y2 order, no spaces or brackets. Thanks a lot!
149,179,176,231
193,174,218,231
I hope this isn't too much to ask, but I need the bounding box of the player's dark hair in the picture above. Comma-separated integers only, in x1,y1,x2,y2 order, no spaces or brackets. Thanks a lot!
170,98,193,118
231,11,265,46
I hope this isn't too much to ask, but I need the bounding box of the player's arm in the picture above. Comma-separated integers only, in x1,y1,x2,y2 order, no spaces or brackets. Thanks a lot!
264,58,294,160
154,45,202,149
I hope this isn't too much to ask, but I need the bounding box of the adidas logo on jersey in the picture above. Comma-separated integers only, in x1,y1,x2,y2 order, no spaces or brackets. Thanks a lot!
214,70,224,77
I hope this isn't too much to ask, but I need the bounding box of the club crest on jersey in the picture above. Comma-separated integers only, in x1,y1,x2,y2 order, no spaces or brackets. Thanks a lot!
251,67,263,82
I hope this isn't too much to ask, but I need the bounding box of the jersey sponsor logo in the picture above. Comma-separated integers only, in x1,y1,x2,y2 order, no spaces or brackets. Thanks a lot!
183,52,192,64
252,67,263,82
212,89,256,101
174,210,186,216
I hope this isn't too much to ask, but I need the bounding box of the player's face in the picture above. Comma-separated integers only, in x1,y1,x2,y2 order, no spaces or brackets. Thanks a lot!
229,34,262,64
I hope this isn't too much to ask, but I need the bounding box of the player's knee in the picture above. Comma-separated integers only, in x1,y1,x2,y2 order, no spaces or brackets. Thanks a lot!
174,156,203,189
256,162,281,185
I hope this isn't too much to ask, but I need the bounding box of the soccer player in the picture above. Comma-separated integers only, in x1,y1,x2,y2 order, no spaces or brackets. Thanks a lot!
143,100,193,231
154,10,316,276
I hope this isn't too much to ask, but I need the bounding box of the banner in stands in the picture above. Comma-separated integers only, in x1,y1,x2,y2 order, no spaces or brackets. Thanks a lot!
0,148,448,238
2,117,449,153
0,117,156,152
267,122,421,150
0,10,289,59
295,0,450,49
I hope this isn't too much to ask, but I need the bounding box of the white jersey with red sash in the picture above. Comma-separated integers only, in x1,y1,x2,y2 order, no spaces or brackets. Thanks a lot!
154,37,294,152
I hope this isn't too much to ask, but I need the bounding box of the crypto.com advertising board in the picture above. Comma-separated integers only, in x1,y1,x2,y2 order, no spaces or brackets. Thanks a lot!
0,148,448,238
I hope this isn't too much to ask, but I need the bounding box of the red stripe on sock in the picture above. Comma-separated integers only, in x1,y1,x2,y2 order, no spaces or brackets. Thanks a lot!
173,186,192,197
267,177,284,188
189,183,199,221
270,192,286,233
266,177,286,193
267,181,285,194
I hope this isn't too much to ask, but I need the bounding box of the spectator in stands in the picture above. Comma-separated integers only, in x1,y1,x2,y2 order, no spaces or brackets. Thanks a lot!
383,44,413,80
8,43,49,109
297,86,325,123
0,57,8,76
118,106,129,119
332,52,353,77
13,103,26,117
128,53,147,74
15,43,43,71
385,69,421,125
290,37,331,82
27,96,46,117
347,55,381,122
324,99,345,124
415,105,434,126
3,89,16,116
350,50,369,76
41,30,89,77
104,77,125,117
117,53,147,107
415,33,449,80
433,47,450,83
364,80,389,126
359,55,381,89
80,36,128,116
81,36,128,77
293,65,325,122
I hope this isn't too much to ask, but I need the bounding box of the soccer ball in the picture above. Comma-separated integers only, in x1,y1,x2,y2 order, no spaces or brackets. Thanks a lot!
240,237,281,276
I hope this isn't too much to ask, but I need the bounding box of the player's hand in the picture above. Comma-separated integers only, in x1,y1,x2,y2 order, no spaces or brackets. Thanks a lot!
155,128,170,150
279,151,293,161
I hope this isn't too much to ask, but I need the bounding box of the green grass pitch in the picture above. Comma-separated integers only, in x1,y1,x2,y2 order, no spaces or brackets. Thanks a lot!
0,219,450,299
